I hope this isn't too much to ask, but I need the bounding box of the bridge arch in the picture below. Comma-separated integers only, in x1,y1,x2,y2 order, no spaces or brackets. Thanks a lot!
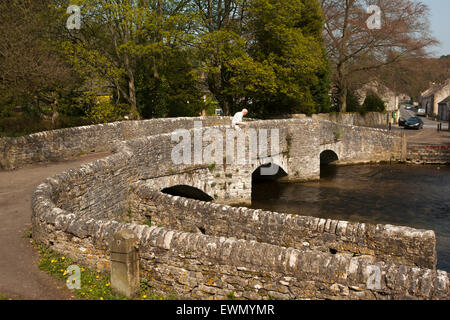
252,163,288,182
320,149,339,165
162,185,214,202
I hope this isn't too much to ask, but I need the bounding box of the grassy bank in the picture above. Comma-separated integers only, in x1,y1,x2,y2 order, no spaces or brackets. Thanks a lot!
34,242,174,300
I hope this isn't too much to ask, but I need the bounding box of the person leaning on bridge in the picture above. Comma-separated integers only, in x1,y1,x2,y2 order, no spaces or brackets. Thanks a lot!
232,109,248,129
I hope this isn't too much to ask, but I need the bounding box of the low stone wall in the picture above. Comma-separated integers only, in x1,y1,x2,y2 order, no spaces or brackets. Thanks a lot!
319,121,404,164
32,205,450,300
128,183,437,270
0,117,231,170
292,112,390,129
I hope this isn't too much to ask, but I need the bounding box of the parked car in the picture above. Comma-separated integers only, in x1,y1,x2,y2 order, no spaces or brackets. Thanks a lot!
404,117,424,130
405,105,414,110
398,117,407,127
417,108,426,116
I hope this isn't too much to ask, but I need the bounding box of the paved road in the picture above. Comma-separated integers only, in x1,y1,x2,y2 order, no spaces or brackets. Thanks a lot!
397,106,450,146
0,153,109,300
400,106,449,130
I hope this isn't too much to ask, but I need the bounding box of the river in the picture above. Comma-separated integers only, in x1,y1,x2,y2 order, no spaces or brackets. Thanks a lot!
250,163,450,272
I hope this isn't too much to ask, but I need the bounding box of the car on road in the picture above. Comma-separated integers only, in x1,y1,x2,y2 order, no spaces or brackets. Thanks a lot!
416,108,426,116
404,117,424,130
405,105,414,110
398,117,407,127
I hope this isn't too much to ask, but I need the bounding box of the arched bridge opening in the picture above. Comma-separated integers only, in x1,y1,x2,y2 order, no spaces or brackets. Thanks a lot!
252,163,288,183
161,185,214,202
320,150,339,179
251,163,288,204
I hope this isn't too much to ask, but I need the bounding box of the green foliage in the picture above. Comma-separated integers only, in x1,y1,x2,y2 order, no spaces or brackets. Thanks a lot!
135,51,203,118
36,244,127,300
333,129,342,141
244,0,331,117
345,90,363,113
86,99,129,124
362,94,386,112
35,243,172,300
1,0,333,135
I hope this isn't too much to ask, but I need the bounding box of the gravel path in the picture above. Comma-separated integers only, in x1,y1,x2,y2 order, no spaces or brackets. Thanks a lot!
0,153,109,300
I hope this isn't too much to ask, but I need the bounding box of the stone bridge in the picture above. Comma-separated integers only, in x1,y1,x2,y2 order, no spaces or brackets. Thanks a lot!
3,116,447,300
1,117,404,206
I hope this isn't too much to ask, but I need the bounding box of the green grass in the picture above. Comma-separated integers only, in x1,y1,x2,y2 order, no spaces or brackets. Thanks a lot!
35,243,175,300
0,294,8,300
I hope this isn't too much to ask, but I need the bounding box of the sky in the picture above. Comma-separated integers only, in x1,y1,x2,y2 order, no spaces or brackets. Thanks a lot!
423,0,450,57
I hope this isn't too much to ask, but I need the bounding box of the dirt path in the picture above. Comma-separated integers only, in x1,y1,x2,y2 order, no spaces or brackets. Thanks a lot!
0,153,109,300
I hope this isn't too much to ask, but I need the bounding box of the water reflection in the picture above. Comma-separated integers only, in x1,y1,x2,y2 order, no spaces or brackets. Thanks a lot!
249,164,450,272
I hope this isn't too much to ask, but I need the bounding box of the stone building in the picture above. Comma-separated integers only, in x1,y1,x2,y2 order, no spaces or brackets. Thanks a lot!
420,79,450,117
356,80,399,113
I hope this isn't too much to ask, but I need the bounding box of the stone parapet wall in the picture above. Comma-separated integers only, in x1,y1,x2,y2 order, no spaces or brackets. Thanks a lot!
319,121,403,164
128,182,437,270
32,203,449,300
0,117,232,170
292,112,390,129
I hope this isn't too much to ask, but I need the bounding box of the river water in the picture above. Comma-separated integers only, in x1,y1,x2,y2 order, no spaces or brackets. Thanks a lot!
250,164,450,272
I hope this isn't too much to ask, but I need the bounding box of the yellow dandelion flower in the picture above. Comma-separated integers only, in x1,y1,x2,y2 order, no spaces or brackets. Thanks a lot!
100,297,104,300
106,283,110,287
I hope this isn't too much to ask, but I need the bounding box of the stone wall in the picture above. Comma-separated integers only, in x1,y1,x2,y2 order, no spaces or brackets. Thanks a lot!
127,183,437,270
405,145,450,165
319,121,403,165
0,117,231,170
32,205,449,300
29,116,447,300
292,112,390,129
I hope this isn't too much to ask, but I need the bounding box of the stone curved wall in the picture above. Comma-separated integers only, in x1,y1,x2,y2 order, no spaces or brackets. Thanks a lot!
29,117,448,300
0,117,231,170
128,183,437,269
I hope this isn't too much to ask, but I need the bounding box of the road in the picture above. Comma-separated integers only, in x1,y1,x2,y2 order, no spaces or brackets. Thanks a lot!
0,153,109,300
396,106,450,146
400,106,449,130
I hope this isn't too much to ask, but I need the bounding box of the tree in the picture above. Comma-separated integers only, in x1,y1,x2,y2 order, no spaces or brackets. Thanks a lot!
362,92,385,112
246,0,330,116
195,0,330,117
0,0,79,118
193,0,251,116
61,0,199,119
321,0,437,112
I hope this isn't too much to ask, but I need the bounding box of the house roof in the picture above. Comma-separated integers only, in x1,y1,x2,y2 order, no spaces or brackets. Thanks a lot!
438,96,450,105
422,79,450,98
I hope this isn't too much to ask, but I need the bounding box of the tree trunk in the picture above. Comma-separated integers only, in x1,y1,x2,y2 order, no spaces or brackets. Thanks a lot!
339,86,347,113
337,62,347,112
128,74,140,120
